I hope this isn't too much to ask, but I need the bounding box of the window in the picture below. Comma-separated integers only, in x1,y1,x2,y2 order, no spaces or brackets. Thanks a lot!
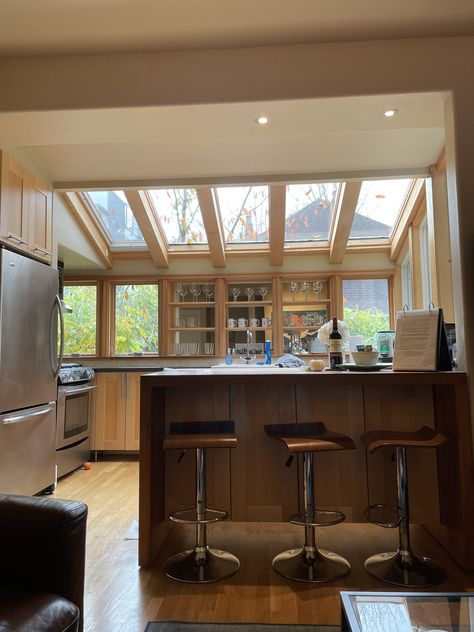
285,182,339,242
349,179,413,240
86,191,146,247
214,186,269,243
343,278,391,346
148,188,207,245
420,218,432,306
63,284,97,356
114,284,159,354
401,254,413,310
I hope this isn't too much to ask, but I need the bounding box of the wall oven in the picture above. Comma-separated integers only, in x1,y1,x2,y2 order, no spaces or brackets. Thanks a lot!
57,364,96,478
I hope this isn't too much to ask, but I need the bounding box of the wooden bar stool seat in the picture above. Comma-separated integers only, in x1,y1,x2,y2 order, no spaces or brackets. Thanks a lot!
264,421,355,583
362,425,447,587
162,420,239,583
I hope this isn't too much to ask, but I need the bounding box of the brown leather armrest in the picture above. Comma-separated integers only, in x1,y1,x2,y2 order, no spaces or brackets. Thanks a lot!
0,494,87,632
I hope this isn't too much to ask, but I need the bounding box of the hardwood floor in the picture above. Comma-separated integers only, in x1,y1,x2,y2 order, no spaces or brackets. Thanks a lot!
56,461,474,632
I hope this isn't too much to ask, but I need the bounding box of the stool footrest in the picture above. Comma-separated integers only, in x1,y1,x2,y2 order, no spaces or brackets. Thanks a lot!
289,509,345,527
170,507,229,525
365,503,402,528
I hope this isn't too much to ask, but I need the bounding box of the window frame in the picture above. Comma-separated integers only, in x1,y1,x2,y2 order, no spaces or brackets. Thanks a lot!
62,281,99,358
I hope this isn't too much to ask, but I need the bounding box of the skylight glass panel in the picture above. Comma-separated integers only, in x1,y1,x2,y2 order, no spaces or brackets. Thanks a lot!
215,186,269,243
285,183,339,242
349,179,413,240
149,188,207,245
86,191,145,244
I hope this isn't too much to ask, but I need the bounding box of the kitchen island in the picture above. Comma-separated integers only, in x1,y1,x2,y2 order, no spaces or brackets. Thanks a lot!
139,368,474,569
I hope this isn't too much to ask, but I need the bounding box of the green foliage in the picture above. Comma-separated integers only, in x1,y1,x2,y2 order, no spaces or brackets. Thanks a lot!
115,284,158,353
63,286,97,355
343,305,390,347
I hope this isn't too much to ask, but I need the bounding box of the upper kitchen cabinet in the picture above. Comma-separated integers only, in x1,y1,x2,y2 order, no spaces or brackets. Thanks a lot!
0,152,53,264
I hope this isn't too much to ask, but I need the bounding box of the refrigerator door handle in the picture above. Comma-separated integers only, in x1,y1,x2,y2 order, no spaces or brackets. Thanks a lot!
52,294,65,379
3,404,55,425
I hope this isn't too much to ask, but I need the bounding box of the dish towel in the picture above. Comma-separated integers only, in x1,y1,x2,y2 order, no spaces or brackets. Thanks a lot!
275,354,306,368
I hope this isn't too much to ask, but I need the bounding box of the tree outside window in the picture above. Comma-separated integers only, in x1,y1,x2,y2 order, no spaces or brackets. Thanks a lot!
114,284,159,354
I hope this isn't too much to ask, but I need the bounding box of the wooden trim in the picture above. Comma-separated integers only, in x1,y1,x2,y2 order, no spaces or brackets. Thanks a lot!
61,192,113,268
409,224,424,309
159,279,170,356
124,191,168,268
272,275,283,356
197,188,225,268
436,147,447,171
329,181,362,263
215,278,226,357
390,179,426,262
269,185,286,267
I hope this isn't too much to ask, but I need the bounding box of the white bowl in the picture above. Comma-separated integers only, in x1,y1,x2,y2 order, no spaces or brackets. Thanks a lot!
352,351,379,367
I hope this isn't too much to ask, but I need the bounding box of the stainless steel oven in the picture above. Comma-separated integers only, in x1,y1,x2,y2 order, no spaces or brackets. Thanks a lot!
57,364,95,478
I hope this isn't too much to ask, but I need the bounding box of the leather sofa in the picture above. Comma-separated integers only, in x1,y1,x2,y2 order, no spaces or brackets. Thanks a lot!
0,494,88,632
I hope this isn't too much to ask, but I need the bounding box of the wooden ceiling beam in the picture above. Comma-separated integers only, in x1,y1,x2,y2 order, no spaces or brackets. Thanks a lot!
269,185,286,266
124,190,169,268
197,188,226,268
329,181,362,263
61,192,113,269
390,179,426,262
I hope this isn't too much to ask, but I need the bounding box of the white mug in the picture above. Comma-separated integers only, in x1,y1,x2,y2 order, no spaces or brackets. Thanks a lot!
250,318,260,327
227,318,237,328
261,317,271,327
238,318,248,328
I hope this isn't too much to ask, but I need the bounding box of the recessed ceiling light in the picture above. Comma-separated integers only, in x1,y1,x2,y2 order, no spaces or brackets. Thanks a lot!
381,109,398,118
256,115,270,126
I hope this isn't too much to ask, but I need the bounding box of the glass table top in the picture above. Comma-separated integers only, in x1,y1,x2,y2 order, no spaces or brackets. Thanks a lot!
340,592,474,632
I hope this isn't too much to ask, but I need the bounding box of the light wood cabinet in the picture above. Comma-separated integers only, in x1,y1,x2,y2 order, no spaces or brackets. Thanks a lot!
93,372,147,451
0,152,53,264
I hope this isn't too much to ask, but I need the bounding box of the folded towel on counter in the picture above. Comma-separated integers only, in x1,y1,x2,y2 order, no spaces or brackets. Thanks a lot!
275,354,306,368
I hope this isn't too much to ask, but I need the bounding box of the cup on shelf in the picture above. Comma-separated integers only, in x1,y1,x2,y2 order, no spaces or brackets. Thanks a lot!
238,318,248,328
227,318,237,328
175,316,186,327
187,317,199,327
261,317,271,327
204,342,214,354
250,318,260,327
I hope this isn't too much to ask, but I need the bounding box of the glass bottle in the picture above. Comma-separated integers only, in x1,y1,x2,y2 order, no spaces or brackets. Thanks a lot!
329,317,343,369
225,348,234,365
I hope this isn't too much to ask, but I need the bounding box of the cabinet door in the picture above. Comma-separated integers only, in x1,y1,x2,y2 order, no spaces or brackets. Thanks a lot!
125,372,146,451
94,373,126,450
0,153,30,252
28,177,52,263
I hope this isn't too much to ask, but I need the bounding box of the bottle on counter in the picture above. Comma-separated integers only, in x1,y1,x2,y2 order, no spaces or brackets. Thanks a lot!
329,317,344,369
265,340,272,365
225,348,234,365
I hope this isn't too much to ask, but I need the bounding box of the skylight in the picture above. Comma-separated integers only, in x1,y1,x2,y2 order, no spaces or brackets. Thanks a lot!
86,191,145,245
285,183,339,242
148,188,207,245
214,186,269,243
349,179,413,240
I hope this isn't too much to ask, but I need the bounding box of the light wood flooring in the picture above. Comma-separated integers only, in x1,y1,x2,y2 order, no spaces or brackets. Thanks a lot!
55,461,474,632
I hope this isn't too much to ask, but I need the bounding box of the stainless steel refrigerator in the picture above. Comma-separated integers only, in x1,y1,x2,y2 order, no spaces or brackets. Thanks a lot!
0,246,62,495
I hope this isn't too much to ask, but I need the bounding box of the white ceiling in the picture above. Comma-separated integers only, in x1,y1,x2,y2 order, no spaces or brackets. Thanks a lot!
0,0,473,57
0,0,462,186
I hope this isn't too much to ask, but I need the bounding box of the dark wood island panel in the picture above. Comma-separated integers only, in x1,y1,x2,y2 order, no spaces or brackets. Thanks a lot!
139,369,474,569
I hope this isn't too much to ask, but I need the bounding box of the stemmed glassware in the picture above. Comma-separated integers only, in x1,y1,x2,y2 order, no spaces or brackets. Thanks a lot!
189,284,201,302
259,286,268,300
288,281,298,302
176,284,187,302
313,280,324,297
230,287,241,302
245,287,255,301
202,284,214,302
301,281,311,301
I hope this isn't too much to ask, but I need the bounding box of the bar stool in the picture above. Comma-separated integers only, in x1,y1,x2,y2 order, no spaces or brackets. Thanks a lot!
264,421,355,583
362,425,447,587
162,420,240,583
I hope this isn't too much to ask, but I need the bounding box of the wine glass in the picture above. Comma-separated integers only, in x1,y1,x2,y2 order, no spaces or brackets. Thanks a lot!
301,281,311,301
313,280,324,297
176,284,187,302
230,287,241,302
288,281,298,302
202,284,214,302
259,286,268,300
189,284,201,302
245,287,255,301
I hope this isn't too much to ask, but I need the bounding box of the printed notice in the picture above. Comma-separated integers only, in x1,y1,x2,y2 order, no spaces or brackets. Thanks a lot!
392,309,440,371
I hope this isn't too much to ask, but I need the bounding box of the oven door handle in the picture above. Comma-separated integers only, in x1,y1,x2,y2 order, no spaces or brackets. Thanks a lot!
61,384,97,395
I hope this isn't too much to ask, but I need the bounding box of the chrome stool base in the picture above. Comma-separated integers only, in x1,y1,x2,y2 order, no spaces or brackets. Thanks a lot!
163,546,240,583
272,547,350,583
365,550,447,587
